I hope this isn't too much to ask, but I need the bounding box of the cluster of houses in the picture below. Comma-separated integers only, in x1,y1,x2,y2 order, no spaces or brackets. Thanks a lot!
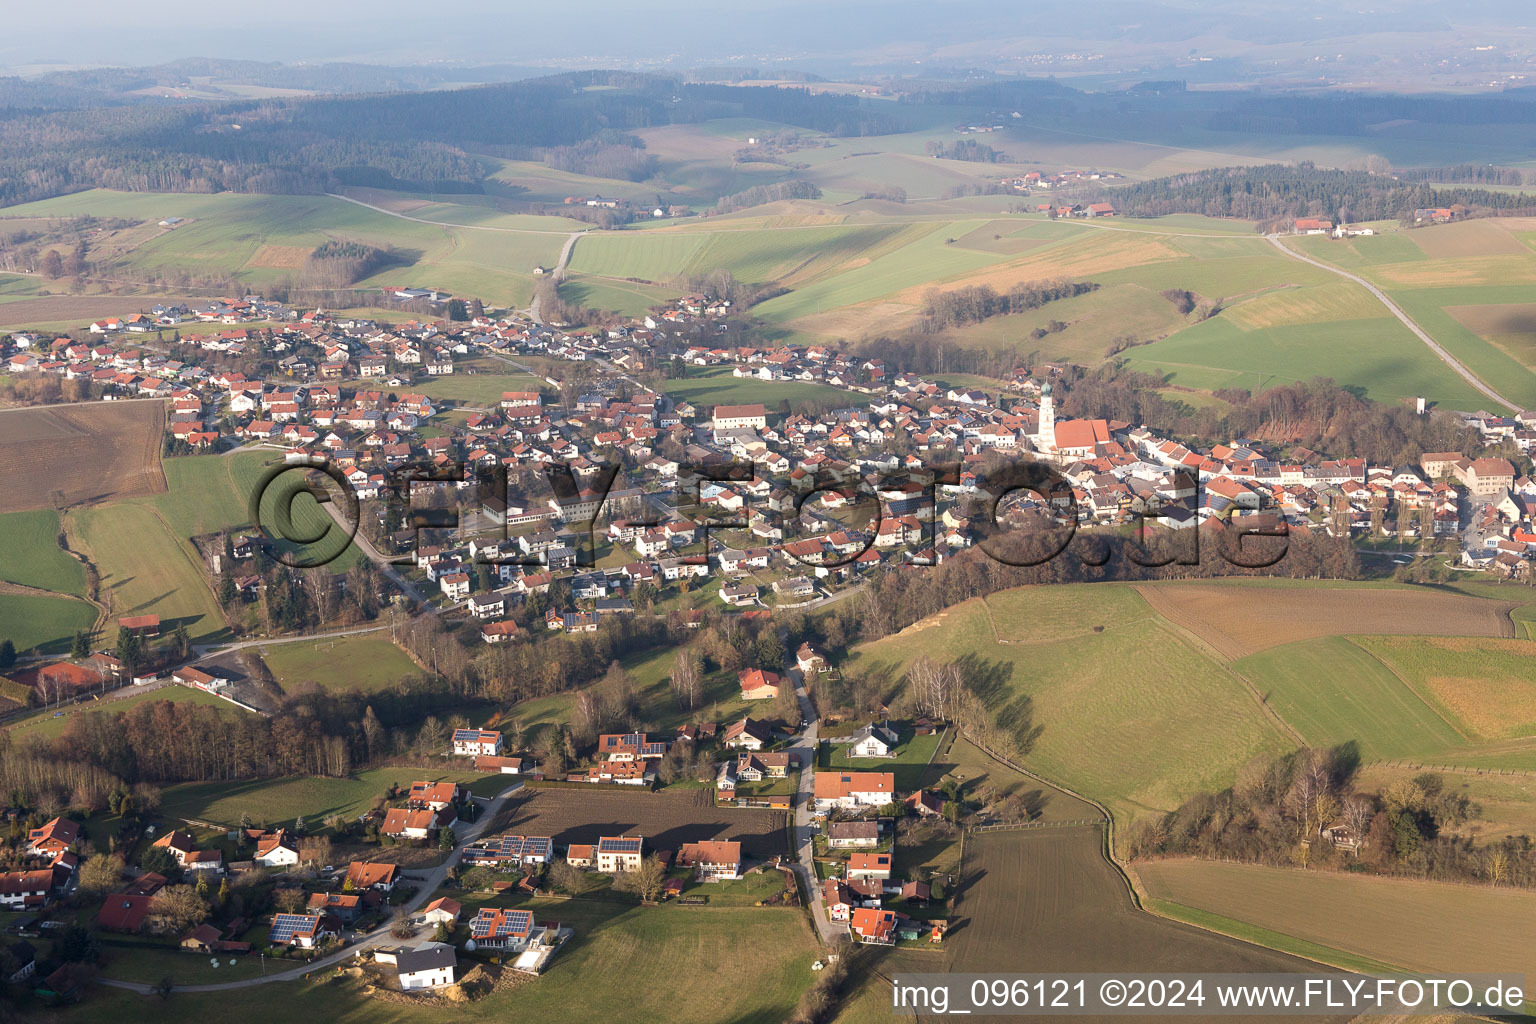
1002,169,1125,192
6,277,1536,640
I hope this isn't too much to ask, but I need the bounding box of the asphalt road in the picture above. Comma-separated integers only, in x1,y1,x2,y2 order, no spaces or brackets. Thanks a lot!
1264,232,1517,411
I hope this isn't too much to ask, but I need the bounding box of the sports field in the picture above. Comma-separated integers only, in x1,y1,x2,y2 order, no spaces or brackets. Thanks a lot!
258,632,422,694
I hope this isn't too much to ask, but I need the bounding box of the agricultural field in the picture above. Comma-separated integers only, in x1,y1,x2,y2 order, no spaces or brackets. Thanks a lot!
849,586,1294,829
257,631,423,694
1352,636,1536,743
1132,580,1515,660
0,400,165,513
1233,636,1465,760
0,589,97,655
65,501,229,642
1136,858,1536,979
0,508,87,596
158,766,484,830
835,827,1353,1024
0,190,569,308
853,580,1535,830
497,785,786,859
1352,764,1536,847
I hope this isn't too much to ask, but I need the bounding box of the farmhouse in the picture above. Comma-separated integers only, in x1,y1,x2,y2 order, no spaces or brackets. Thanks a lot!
596,835,645,873
382,805,454,839
904,790,946,817
814,772,896,812
675,840,743,881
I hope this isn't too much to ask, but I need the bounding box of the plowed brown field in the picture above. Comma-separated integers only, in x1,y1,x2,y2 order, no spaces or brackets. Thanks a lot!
0,400,165,512
495,785,786,860
1133,582,1514,660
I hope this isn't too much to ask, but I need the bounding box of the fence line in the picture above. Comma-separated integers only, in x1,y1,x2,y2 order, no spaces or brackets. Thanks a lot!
970,818,1103,834
1365,759,1536,779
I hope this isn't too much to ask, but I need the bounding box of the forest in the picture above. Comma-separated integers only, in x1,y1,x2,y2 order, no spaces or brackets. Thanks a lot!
1129,746,1536,889
0,71,903,208
917,279,1097,332
1091,163,1536,224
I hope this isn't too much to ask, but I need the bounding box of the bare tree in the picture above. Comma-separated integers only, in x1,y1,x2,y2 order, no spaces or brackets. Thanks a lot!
670,648,703,710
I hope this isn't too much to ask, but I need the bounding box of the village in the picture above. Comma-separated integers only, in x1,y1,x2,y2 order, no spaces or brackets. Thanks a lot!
2,276,1536,1001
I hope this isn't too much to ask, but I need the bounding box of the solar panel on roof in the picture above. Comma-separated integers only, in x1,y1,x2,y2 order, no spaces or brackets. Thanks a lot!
269,913,317,943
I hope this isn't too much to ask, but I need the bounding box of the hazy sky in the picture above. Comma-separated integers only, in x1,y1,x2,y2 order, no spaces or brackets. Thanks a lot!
8,1,1530,73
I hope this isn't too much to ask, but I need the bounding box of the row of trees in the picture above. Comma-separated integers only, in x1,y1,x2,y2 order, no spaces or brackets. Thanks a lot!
917,279,1098,332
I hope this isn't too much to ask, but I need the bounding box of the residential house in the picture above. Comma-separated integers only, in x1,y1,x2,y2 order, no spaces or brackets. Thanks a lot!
847,852,893,881
595,835,644,874
723,716,772,750
395,942,457,990
814,772,896,812
675,840,743,881
827,821,880,849
345,861,399,891
738,668,781,700
847,722,898,758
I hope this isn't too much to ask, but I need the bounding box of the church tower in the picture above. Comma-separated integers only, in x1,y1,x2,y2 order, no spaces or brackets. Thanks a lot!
1036,381,1056,452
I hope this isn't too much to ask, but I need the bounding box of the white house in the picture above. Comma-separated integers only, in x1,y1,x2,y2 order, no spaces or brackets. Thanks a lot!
452,728,503,757
847,722,898,758
395,942,457,990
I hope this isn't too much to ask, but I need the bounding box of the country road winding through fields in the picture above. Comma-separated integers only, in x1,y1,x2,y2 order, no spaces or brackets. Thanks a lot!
1264,233,1517,411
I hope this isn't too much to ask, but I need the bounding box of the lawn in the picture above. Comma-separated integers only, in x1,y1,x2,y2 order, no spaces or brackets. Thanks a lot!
1233,636,1466,760
821,725,943,793
1136,858,1536,979
258,632,423,694
849,590,1294,832
0,590,97,655
66,501,230,643
0,509,87,596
